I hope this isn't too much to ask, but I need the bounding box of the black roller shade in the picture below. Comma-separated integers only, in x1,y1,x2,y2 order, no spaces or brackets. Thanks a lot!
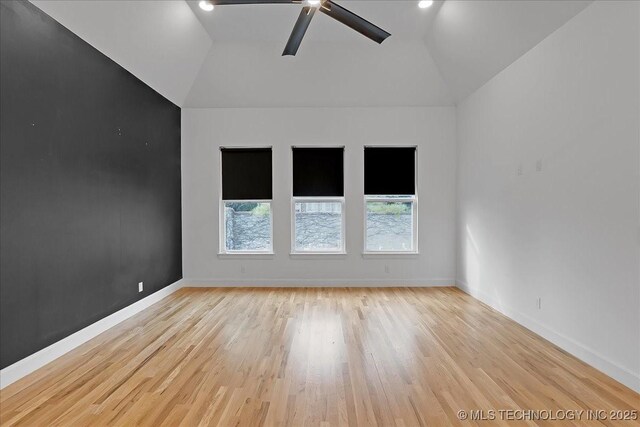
221,148,272,200
293,147,344,197
364,147,416,195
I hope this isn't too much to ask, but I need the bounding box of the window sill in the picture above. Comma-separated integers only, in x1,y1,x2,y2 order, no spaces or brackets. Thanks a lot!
362,252,420,259
217,252,274,259
289,252,347,259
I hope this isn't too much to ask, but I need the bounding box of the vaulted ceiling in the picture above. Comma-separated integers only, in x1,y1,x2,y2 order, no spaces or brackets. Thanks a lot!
30,0,593,108
425,0,592,101
30,0,212,106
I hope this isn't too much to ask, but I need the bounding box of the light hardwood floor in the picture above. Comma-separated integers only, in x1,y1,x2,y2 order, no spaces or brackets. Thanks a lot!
1,287,638,426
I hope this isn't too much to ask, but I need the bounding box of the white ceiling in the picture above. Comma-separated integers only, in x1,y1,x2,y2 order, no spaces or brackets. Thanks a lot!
183,0,452,107
30,0,594,107
425,0,592,101
184,39,454,107
30,0,211,106
186,0,443,42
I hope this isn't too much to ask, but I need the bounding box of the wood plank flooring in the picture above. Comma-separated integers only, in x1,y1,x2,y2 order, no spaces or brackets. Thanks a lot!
1,287,638,426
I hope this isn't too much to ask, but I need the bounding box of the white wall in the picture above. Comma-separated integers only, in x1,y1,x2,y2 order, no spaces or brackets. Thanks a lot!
182,107,457,286
456,0,639,392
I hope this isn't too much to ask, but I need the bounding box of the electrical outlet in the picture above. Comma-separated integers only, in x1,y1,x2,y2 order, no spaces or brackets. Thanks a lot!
536,297,542,310
138,282,143,293
240,264,246,274
517,163,523,176
536,159,543,172
384,265,390,274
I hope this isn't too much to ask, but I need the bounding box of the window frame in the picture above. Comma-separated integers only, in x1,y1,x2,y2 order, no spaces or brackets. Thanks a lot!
362,145,418,255
363,195,418,254
291,196,346,254
290,145,346,255
219,200,274,255
218,146,274,255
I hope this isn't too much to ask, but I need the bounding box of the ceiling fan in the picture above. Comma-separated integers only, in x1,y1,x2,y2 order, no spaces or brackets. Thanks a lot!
200,0,391,56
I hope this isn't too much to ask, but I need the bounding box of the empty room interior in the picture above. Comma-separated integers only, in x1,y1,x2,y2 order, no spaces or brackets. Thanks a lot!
1,0,639,425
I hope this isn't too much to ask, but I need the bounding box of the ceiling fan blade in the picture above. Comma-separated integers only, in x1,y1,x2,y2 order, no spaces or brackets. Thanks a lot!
211,0,296,5
283,6,316,56
319,0,390,44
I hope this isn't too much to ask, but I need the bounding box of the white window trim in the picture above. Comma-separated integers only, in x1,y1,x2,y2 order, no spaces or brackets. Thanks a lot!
291,196,346,255
362,195,418,255
289,145,346,255
219,200,274,255
218,146,274,255
362,144,419,255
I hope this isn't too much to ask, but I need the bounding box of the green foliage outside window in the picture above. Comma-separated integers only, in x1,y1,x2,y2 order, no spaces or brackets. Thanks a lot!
251,204,271,216
226,202,257,212
367,202,411,215
226,202,270,216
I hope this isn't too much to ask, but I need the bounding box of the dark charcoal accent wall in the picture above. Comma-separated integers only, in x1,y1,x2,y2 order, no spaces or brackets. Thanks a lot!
0,1,182,369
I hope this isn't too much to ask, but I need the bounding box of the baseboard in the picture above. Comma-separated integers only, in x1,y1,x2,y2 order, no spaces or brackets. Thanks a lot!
0,279,185,390
455,279,640,393
184,278,455,287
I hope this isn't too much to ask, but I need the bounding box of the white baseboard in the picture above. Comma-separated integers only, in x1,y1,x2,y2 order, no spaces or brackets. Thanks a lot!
455,279,640,393
184,278,455,287
0,279,185,390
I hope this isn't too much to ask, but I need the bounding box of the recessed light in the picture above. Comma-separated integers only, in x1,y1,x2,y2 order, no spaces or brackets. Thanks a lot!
306,0,320,5
199,0,214,12
418,0,433,8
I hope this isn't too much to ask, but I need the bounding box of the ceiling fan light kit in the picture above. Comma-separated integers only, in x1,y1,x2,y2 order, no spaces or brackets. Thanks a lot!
199,0,215,11
200,0,391,56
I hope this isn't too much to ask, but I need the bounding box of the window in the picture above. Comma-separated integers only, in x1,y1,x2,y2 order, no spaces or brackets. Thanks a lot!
220,147,273,253
292,147,345,253
364,147,417,253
